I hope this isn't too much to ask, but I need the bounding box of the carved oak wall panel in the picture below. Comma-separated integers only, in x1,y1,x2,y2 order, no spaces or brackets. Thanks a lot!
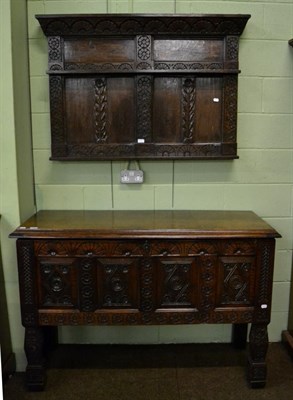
36,14,250,160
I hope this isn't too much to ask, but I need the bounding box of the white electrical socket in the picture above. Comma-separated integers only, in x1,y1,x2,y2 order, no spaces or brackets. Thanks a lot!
120,169,144,184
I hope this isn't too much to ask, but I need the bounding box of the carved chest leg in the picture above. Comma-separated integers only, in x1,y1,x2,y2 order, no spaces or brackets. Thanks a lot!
24,327,46,391
247,323,268,388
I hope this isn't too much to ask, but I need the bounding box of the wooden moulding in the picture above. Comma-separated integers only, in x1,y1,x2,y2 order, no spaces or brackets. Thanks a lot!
36,14,250,161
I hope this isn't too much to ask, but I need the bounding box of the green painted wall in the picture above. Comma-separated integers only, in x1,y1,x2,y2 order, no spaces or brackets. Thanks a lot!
0,0,292,370
0,0,35,371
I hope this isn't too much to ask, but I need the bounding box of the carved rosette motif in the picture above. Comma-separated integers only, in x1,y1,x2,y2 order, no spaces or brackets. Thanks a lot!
223,75,237,142
140,258,154,312
199,256,216,312
136,76,153,141
48,36,63,70
182,78,196,143
136,35,152,69
94,78,108,143
79,258,97,312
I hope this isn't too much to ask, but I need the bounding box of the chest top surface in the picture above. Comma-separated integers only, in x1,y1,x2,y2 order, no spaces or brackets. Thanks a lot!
10,210,280,240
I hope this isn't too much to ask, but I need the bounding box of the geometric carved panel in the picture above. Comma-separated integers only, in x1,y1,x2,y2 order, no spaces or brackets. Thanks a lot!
156,258,197,309
218,256,255,306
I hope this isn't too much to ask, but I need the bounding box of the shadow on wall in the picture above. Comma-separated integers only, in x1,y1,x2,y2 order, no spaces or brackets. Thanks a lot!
0,223,16,382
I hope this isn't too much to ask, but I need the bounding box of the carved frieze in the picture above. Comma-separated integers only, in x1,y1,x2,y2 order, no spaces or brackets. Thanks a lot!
37,15,250,36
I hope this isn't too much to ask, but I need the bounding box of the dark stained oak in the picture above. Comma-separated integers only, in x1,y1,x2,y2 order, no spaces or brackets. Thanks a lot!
11,210,279,239
36,14,250,161
10,210,280,390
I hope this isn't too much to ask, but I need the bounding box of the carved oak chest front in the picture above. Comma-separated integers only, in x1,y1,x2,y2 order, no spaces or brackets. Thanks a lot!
10,210,280,390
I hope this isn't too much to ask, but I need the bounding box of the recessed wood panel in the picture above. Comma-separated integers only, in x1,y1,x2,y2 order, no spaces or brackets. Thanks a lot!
37,258,78,309
154,39,223,62
217,256,256,306
64,38,135,64
106,77,136,143
153,77,181,143
65,78,95,143
195,77,223,143
156,258,198,310
97,258,139,309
